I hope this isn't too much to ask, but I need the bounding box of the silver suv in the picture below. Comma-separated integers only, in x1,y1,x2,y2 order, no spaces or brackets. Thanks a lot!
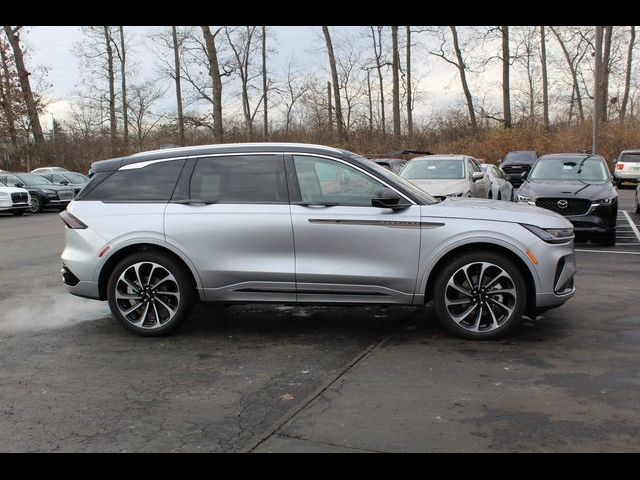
60,143,576,340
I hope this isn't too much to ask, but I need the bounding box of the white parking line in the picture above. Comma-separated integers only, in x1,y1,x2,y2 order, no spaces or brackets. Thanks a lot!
622,210,640,242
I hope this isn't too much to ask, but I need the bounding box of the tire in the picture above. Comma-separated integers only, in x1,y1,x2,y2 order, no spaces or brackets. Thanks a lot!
432,250,527,340
107,251,196,336
29,195,43,213
600,228,616,247
487,190,493,200
635,202,640,214
497,192,502,201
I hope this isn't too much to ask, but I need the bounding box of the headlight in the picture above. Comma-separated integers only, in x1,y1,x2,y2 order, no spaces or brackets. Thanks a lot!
596,196,617,206
521,224,574,244
517,194,535,205
41,189,56,195
0,192,8,199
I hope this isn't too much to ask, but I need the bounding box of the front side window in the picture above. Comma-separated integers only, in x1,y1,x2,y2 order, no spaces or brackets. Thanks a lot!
190,155,288,204
293,155,385,206
16,174,53,187
82,159,186,202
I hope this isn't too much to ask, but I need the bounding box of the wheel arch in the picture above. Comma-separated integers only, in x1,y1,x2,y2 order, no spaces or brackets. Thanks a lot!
422,241,538,318
97,242,202,301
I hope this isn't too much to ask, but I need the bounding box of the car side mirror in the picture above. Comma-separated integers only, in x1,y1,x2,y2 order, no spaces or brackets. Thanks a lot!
371,188,409,210
521,171,528,180
472,172,484,181
16,182,25,188
60,180,69,185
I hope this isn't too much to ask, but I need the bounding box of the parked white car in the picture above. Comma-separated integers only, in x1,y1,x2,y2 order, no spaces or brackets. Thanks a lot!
399,155,491,201
481,164,515,201
613,150,640,187
30,167,68,174
0,179,31,216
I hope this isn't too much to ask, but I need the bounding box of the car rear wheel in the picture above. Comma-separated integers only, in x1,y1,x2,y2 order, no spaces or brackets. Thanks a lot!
433,251,527,340
107,251,195,336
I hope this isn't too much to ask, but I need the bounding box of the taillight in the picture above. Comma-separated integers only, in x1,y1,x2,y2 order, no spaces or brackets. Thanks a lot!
617,162,624,170
60,210,87,229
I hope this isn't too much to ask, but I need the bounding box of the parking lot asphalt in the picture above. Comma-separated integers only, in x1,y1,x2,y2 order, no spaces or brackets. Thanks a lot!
0,190,639,452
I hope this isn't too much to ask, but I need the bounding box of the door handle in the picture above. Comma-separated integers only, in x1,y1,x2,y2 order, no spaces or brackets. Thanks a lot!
294,202,339,207
173,199,216,206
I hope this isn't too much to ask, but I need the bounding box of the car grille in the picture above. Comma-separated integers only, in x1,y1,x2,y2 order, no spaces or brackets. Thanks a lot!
58,190,74,201
535,198,591,216
502,164,531,175
11,192,29,204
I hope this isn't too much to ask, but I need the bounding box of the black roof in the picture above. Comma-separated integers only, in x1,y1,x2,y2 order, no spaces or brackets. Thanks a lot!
90,142,352,174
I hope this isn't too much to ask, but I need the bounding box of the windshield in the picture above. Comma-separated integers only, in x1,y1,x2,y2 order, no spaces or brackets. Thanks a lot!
502,151,537,164
620,153,640,163
63,172,89,183
529,157,610,182
15,173,54,187
344,152,437,204
400,159,465,180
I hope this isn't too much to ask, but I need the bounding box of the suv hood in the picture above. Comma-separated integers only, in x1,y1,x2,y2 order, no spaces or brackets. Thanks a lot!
0,185,29,194
408,179,468,196
518,180,615,201
422,197,571,229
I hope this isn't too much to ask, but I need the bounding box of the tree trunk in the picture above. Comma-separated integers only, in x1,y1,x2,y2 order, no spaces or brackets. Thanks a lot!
200,26,224,143
601,26,613,122
549,27,584,122
171,26,185,146
262,26,268,140
0,40,18,149
3,26,45,144
391,26,401,142
620,26,635,121
450,26,478,138
406,26,412,137
540,26,550,131
103,26,117,156
322,26,345,142
366,69,374,133
119,26,129,151
501,26,512,128
327,80,333,133
370,26,386,135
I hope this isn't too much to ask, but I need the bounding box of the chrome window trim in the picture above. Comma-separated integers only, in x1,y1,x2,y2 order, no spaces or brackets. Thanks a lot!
288,152,416,205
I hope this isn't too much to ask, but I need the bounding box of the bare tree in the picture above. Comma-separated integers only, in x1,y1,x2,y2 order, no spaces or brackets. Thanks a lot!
2,26,45,144
200,26,224,142
430,26,478,138
278,58,310,136
112,26,129,150
540,26,550,130
0,36,19,148
262,26,268,139
391,26,401,141
103,26,117,154
171,26,185,145
620,26,636,121
369,26,388,134
322,26,345,142
405,26,413,137
549,26,586,123
501,26,512,128
127,80,167,150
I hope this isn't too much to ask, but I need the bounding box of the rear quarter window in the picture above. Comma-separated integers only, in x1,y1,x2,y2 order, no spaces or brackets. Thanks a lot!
80,159,186,202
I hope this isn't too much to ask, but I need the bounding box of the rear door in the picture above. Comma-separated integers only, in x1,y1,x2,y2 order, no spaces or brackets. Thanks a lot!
164,153,295,302
288,154,421,304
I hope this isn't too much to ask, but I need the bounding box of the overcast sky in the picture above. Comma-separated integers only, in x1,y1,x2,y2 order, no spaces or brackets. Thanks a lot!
23,26,502,130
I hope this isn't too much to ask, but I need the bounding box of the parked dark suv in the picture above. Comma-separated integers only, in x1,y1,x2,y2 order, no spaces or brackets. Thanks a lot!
500,151,538,187
0,172,75,213
516,154,618,245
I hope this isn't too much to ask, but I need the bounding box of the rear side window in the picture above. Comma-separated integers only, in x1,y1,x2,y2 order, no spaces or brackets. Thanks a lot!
189,155,288,204
81,159,186,202
620,153,640,162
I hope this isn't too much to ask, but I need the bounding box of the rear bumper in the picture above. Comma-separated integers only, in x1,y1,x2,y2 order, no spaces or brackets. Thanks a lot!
614,173,640,182
61,263,101,299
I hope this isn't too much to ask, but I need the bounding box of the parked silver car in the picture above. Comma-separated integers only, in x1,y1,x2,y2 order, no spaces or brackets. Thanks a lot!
480,164,515,201
399,155,492,201
60,143,576,340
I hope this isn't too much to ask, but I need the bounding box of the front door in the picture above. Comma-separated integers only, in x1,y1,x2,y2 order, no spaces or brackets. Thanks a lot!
288,154,421,304
164,153,295,302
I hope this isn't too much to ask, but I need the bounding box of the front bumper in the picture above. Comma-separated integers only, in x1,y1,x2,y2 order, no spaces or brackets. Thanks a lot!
566,205,617,234
528,238,577,312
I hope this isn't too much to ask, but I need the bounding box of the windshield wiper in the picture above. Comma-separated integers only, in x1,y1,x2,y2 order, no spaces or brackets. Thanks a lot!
577,154,597,174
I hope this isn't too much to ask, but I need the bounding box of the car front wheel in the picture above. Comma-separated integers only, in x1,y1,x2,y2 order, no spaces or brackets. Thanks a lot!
107,251,195,336
433,251,527,340
29,195,42,213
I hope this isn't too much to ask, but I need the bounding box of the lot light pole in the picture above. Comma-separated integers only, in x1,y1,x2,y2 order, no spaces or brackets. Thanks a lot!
593,26,604,154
